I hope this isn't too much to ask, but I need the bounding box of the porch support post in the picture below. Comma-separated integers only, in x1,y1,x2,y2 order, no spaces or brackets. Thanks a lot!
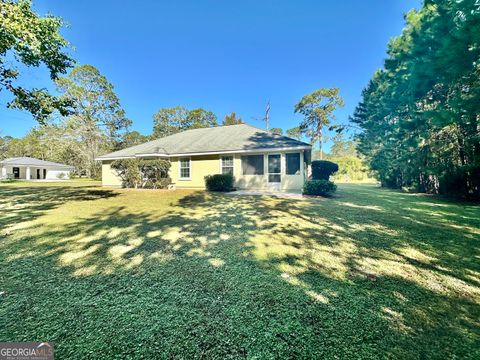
26,166,31,180
1,167,6,178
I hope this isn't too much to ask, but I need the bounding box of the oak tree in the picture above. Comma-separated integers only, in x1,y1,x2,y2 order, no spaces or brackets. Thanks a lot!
0,0,74,122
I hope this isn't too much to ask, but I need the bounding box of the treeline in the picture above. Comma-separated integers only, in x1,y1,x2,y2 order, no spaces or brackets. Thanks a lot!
353,0,480,199
0,124,147,179
313,134,371,182
0,64,245,178
1,1,246,178
1,65,133,178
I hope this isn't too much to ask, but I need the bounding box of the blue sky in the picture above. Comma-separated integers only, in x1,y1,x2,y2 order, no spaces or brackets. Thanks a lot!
1,0,420,151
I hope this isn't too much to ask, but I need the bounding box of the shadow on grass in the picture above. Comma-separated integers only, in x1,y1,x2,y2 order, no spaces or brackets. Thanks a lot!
0,184,479,358
0,185,118,231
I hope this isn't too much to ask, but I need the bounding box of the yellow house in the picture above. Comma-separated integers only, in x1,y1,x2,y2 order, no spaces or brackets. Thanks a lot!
97,124,311,191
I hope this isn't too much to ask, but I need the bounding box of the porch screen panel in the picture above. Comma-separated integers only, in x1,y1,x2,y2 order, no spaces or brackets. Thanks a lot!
286,153,300,175
241,155,264,175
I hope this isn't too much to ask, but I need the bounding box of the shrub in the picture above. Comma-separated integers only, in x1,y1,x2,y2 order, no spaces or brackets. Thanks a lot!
56,172,66,179
144,177,172,189
205,174,234,192
112,159,143,188
111,158,171,189
138,159,171,188
1,178,16,183
311,160,339,180
303,180,337,196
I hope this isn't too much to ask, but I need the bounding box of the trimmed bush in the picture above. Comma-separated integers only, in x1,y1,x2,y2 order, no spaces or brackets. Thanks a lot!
311,160,339,180
205,174,234,192
303,179,337,196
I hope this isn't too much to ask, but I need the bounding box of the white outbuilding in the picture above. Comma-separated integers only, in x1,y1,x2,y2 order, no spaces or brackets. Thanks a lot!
0,157,74,180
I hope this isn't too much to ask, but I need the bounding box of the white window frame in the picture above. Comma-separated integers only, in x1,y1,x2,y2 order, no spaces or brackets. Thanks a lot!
220,156,234,175
178,157,191,180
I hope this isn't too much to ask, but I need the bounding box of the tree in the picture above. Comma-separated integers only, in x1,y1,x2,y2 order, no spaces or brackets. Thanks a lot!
1,124,81,171
294,88,344,160
222,112,243,125
330,133,357,158
117,131,149,149
152,106,189,138
3,132,41,158
325,133,368,181
353,1,480,198
286,126,302,140
269,127,283,135
0,133,9,154
0,0,74,123
0,134,13,159
333,156,367,182
153,106,218,138
187,108,217,129
56,64,131,178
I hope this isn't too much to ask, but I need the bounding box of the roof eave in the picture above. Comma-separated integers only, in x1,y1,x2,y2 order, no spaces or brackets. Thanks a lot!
94,156,137,161
0,162,73,169
96,145,312,161
167,146,312,157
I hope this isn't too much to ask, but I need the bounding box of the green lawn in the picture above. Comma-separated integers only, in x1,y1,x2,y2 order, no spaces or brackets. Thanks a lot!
0,181,479,359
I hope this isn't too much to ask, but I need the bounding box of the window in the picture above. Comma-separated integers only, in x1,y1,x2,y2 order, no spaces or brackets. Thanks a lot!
241,155,264,175
179,158,190,179
286,153,301,175
221,156,234,175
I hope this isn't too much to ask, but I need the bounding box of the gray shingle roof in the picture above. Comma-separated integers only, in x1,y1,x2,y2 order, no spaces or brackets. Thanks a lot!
0,157,74,169
97,124,311,159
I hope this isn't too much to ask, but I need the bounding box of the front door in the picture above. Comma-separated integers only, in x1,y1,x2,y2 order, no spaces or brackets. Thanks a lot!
268,154,281,191
13,167,20,179
37,169,41,179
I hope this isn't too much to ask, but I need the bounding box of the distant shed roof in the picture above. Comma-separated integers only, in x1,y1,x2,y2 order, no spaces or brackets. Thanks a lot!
0,157,74,169
97,123,311,160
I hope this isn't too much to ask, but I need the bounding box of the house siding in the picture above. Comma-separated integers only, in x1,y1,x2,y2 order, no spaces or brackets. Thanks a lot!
44,170,71,180
1,165,70,180
101,161,123,187
101,150,305,191
170,155,221,188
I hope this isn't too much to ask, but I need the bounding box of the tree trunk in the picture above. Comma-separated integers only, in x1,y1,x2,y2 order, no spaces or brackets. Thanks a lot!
318,127,323,160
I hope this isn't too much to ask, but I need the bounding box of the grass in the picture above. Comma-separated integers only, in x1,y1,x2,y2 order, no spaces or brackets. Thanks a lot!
0,181,479,359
